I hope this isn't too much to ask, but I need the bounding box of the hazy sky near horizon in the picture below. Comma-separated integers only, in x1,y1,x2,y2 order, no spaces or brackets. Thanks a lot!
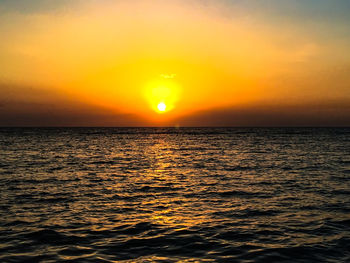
0,0,349,126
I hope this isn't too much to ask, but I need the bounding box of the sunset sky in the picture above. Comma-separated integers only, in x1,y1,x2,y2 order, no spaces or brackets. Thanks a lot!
1,0,349,126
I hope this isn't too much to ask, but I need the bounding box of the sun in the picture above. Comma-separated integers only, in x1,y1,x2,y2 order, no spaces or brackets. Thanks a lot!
157,102,166,112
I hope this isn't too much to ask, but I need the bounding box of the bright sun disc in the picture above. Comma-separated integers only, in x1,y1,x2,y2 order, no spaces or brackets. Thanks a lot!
157,102,166,112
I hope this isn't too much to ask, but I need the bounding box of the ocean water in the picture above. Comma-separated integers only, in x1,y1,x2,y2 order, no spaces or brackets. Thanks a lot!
0,127,349,263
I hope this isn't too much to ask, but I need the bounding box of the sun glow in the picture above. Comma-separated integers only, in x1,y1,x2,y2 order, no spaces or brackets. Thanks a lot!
144,76,181,114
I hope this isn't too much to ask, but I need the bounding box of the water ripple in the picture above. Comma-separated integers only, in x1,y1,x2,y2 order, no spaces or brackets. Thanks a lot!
0,127,349,262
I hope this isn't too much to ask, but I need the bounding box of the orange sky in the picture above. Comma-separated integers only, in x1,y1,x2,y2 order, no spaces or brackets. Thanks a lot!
0,0,349,126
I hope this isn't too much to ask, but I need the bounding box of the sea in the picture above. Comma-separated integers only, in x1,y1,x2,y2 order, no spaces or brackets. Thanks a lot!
0,128,349,262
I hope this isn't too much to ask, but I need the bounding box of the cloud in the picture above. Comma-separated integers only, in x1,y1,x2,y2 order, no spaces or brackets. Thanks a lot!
0,0,76,14
0,83,148,126
0,83,349,126
160,74,176,79
174,102,350,127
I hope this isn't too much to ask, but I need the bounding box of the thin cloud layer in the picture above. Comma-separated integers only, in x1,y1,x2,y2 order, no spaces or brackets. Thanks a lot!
0,0,349,126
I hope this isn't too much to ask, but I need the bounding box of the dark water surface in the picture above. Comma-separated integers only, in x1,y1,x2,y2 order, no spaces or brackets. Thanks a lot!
0,128,349,262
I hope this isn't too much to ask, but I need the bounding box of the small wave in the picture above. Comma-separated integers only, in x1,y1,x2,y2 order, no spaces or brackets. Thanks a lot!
24,229,87,245
1,127,349,262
